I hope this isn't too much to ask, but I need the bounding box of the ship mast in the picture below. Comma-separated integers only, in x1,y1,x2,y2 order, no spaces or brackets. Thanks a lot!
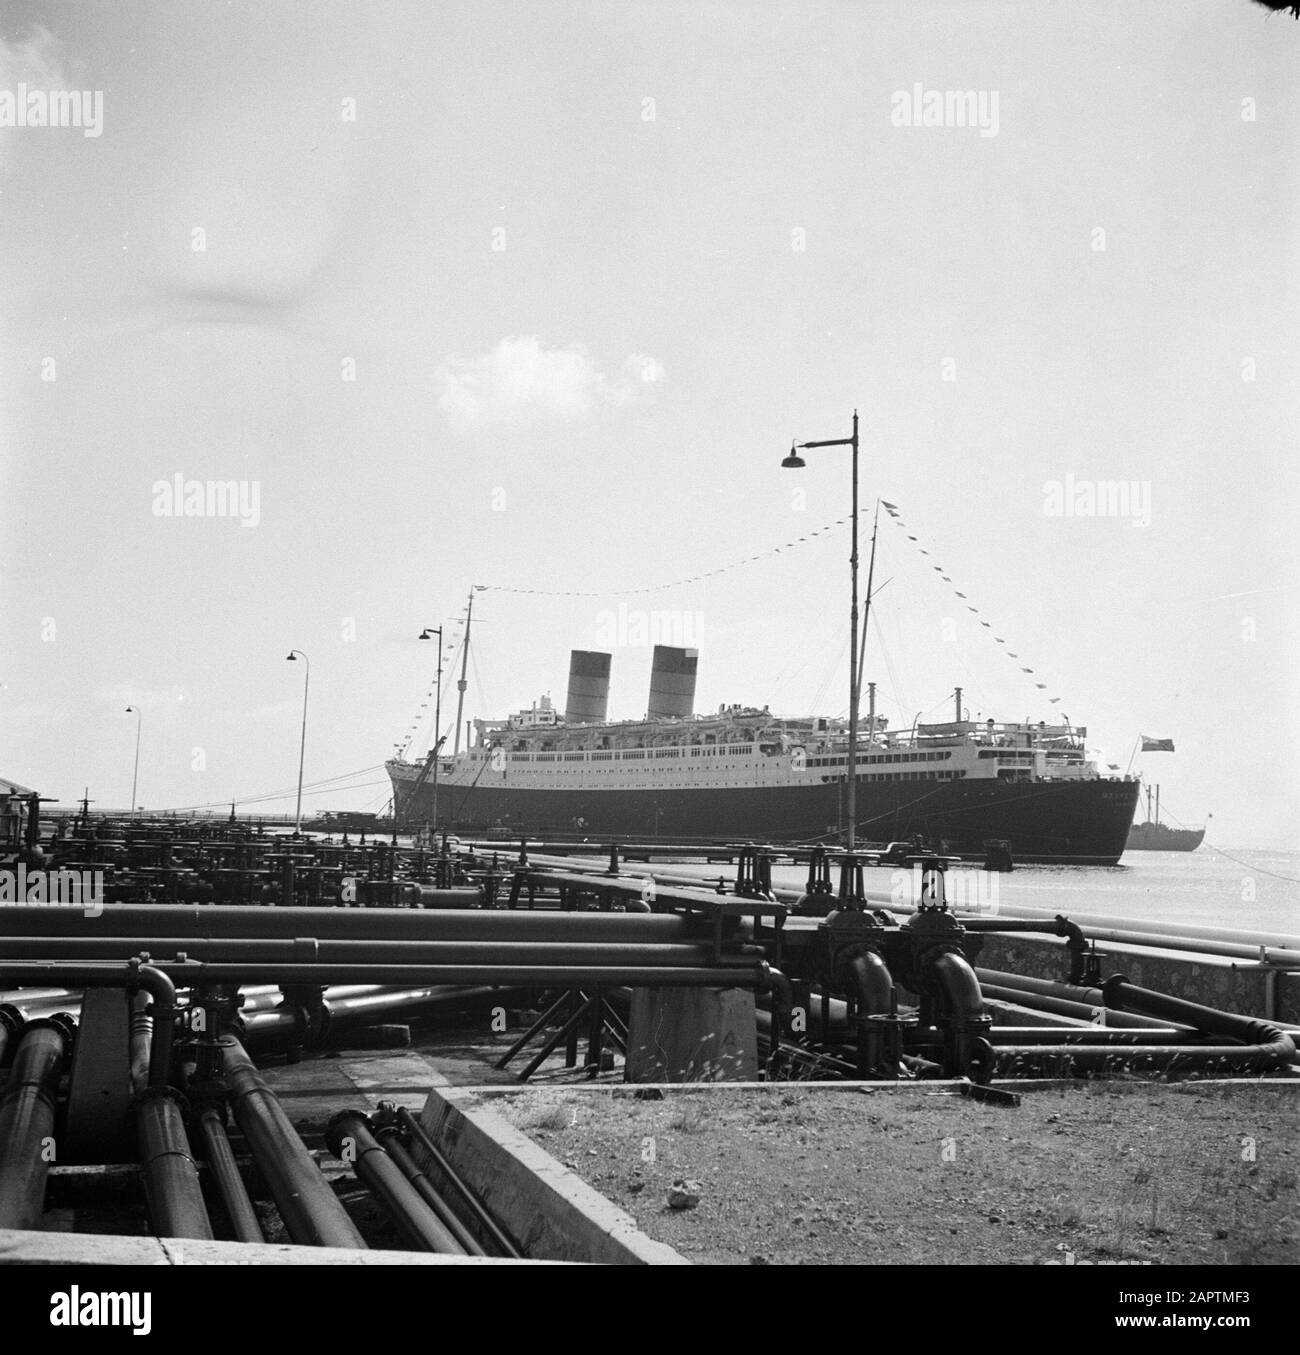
452,588,475,757
855,499,881,719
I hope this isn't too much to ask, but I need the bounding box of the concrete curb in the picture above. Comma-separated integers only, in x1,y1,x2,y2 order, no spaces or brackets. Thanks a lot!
417,1084,690,1265
0,1228,565,1265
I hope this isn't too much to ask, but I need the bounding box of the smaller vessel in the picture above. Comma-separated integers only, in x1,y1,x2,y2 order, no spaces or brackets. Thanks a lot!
1126,783,1205,852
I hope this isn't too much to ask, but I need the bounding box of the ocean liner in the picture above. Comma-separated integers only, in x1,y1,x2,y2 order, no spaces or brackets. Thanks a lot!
387,646,1140,866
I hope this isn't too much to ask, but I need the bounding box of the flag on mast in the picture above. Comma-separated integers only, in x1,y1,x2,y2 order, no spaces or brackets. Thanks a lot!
1140,735,1175,752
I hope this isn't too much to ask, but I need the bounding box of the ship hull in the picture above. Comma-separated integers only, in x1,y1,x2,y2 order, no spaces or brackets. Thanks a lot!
390,771,1141,866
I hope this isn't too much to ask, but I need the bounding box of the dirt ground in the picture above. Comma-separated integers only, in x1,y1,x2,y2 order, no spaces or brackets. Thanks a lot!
496,1081,1300,1266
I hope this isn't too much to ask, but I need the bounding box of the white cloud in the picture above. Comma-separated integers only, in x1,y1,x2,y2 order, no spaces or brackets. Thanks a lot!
434,336,663,432
0,25,70,88
0,25,79,168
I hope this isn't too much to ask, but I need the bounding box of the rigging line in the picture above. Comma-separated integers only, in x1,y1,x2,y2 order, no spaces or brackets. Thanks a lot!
160,765,388,814
1151,801,1300,884
1198,845,1300,885
869,607,908,725
156,779,393,815
479,517,850,598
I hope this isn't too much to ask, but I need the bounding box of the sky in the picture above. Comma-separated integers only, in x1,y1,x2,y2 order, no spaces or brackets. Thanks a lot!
1,1,1296,847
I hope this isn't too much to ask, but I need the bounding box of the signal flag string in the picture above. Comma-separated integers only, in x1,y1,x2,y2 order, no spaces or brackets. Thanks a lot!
394,520,853,756
475,517,854,597
878,500,1067,713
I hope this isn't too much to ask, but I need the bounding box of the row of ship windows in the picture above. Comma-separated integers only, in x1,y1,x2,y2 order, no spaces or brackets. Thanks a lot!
819,770,968,783
808,751,953,766
506,746,752,762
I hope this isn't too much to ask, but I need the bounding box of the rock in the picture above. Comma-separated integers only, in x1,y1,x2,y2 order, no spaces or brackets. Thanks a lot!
628,1180,645,1194
667,1178,702,1210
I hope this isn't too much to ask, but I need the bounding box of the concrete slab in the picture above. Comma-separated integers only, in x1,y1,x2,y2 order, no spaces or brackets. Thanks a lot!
626,986,757,1082
0,1227,563,1265
416,1084,689,1265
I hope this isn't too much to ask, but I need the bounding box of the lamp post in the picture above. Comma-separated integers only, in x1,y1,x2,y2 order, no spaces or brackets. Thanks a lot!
285,651,310,836
782,410,861,848
418,627,444,836
124,706,142,818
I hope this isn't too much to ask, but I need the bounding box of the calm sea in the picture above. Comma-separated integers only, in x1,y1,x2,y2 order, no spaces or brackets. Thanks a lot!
660,847,1300,942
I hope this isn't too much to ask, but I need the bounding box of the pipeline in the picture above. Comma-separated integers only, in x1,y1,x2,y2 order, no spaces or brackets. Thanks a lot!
240,984,512,1051
218,1034,366,1249
980,982,1192,1030
1105,977,1297,1068
0,935,752,970
0,903,699,942
135,1087,214,1239
326,1109,465,1254
195,1107,264,1243
153,962,770,988
0,1016,72,1230
395,1106,521,1258
923,950,993,1080
129,992,152,1095
992,976,1297,1076
0,1006,18,1066
369,1116,485,1255
0,962,176,1088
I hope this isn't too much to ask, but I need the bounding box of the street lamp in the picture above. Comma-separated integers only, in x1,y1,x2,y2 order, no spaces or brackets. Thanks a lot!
418,627,444,836
285,651,310,836
782,410,861,848
124,706,142,818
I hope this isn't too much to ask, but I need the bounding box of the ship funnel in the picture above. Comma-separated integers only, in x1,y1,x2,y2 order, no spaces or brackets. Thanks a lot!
564,650,611,724
648,645,698,720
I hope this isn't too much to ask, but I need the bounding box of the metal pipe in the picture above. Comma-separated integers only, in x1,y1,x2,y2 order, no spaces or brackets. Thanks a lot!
985,1026,1200,1044
0,1006,19,1065
241,985,513,1048
219,1034,367,1249
992,1040,1296,1076
153,963,770,987
0,967,174,1083
979,981,1190,1029
326,1110,464,1253
994,978,1297,1075
395,1107,520,1258
1105,977,1298,1059
960,904,1299,954
925,951,991,1079
2,955,765,989
370,1123,485,1255
195,1107,264,1243
844,950,893,1014
129,992,152,1095
0,936,743,969
0,903,694,942
1062,927,1299,967
135,1086,214,1239
0,1017,70,1230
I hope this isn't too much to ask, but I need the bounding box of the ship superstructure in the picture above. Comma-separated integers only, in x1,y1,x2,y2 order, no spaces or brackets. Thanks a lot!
388,646,1139,864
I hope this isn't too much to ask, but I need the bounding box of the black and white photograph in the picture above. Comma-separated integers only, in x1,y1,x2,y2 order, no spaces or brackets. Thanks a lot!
0,0,1296,1306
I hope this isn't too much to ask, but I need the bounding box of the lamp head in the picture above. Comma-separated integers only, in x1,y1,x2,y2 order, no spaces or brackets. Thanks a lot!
419,628,440,641
285,653,297,662
781,443,806,469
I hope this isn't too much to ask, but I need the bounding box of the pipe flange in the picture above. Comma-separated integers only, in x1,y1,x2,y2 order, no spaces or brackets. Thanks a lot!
130,1082,191,1115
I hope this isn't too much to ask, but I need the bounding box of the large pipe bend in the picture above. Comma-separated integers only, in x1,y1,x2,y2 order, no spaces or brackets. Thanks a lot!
925,950,991,1079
